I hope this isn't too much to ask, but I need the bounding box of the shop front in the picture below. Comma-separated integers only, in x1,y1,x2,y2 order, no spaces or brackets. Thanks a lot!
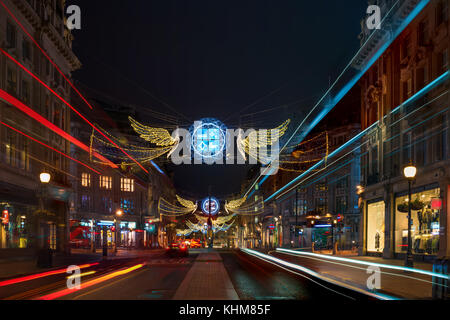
394,186,441,259
366,200,385,255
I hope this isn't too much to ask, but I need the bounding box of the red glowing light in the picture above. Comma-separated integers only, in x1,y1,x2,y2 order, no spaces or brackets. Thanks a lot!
2,210,8,224
0,0,93,110
0,263,99,287
36,264,144,300
0,49,146,172
1,121,101,174
431,198,442,210
0,89,115,168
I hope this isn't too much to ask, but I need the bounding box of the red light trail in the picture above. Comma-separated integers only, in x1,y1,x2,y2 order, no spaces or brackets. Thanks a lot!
0,263,99,287
0,48,148,173
0,121,101,174
36,264,144,300
0,89,116,168
0,0,93,110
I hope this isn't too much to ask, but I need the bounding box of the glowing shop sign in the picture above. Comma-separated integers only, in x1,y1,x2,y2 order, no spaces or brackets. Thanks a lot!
201,197,220,215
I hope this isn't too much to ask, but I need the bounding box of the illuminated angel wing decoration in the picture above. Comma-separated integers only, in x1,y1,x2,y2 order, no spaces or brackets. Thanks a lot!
225,196,247,213
129,116,178,147
176,195,198,213
238,119,290,163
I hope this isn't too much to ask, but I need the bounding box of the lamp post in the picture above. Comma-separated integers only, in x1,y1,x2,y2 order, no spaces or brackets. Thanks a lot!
37,171,51,268
403,163,417,268
115,209,123,253
332,219,338,255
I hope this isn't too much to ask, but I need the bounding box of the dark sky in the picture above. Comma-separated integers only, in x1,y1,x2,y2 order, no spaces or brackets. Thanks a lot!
70,0,367,199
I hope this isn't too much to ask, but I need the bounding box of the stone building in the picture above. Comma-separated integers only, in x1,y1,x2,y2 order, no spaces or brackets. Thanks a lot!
0,0,80,256
356,0,449,261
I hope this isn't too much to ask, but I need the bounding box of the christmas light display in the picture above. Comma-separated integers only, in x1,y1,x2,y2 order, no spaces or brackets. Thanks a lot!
176,195,198,212
158,197,196,216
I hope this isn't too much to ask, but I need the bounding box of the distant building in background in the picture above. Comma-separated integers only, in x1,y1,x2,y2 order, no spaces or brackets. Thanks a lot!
69,84,174,249
0,0,80,255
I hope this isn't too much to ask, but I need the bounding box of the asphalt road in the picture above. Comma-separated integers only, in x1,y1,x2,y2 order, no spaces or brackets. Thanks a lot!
0,249,371,300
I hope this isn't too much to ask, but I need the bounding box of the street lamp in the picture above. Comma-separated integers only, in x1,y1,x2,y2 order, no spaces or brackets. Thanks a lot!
115,209,123,252
332,219,338,255
40,172,51,183
403,162,417,268
37,171,51,267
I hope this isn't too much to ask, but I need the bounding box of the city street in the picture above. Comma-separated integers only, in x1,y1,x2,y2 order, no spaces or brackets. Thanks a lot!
0,0,448,311
0,249,370,300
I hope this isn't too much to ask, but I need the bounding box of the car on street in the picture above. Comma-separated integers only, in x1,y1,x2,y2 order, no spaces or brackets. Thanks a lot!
165,242,189,257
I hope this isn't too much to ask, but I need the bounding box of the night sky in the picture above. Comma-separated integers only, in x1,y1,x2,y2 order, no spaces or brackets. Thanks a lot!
70,0,367,199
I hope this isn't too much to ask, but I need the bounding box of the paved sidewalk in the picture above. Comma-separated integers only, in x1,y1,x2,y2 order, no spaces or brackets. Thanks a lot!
173,251,239,300
271,250,444,299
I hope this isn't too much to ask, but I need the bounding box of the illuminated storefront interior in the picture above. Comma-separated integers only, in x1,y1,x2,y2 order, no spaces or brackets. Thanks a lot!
394,187,441,255
366,201,385,253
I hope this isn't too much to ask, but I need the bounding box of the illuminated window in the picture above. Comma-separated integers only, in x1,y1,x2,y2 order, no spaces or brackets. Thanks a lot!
100,176,112,189
120,178,134,192
81,173,91,187
120,198,134,214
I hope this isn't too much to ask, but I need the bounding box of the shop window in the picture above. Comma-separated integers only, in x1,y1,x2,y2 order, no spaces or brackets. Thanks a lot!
1,207,31,249
81,173,91,187
394,188,441,255
120,178,134,192
100,176,112,189
367,201,385,253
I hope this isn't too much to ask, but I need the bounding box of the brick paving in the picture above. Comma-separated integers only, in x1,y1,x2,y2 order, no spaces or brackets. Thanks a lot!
173,251,239,300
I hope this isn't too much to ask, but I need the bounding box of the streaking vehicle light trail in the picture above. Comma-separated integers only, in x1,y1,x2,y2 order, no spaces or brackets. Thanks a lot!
0,263,99,287
276,248,450,280
36,264,144,300
0,121,101,174
0,48,147,172
240,248,397,300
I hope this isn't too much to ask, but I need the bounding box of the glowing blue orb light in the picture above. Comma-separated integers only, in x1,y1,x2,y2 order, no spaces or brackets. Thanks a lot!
201,197,220,215
190,118,227,160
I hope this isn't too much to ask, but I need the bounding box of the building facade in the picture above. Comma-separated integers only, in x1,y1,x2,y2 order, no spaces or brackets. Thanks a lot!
357,0,449,261
0,0,80,256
